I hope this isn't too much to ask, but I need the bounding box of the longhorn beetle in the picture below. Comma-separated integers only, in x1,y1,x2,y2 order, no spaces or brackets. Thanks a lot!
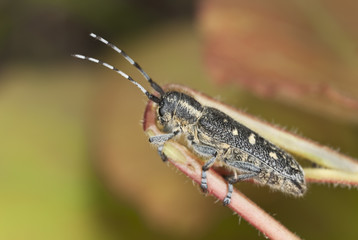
73,33,306,205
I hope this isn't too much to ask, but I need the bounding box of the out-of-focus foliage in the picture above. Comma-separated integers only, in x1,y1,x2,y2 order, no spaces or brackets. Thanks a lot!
1,0,358,240
199,0,358,123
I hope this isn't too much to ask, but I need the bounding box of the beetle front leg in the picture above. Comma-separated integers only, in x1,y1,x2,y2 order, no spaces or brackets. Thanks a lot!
149,130,179,162
156,145,167,162
191,144,217,192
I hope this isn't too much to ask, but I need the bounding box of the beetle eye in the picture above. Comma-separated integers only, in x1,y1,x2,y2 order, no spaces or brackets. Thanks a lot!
159,106,165,117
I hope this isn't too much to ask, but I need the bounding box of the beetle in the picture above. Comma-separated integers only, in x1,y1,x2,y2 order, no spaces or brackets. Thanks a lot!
73,33,306,205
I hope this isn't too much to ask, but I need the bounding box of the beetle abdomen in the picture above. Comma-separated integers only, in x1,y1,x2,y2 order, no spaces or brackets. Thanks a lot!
197,107,305,190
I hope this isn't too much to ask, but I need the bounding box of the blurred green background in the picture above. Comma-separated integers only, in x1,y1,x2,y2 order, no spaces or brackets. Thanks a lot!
1,0,358,239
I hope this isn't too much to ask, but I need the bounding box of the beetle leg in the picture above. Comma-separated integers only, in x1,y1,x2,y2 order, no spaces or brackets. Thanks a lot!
156,145,167,162
224,159,261,174
199,156,216,192
149,131,179,145
223,172,259,206
149,130,179,162
191,144,217,192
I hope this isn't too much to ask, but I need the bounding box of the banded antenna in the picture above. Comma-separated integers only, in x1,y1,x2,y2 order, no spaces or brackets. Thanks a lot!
72,54,161,103
89,33,165,96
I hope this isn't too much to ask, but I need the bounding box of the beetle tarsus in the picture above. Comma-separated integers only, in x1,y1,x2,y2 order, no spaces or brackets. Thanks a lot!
157,145,167,162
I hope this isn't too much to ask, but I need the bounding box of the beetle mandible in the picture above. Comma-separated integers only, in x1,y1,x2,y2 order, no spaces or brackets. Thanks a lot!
73,33,306,205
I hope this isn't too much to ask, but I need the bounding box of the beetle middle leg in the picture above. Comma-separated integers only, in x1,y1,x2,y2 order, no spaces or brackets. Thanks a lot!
191,143,217,192
149,130,179,161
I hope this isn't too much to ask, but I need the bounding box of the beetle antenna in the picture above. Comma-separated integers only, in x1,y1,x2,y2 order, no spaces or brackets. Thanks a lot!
89,33,165,96
72,54,161,103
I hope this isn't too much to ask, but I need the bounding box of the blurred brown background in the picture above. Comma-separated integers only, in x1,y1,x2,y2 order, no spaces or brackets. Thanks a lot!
1,0,358,239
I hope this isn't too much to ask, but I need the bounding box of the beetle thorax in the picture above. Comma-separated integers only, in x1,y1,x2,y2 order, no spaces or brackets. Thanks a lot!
157,91,203,132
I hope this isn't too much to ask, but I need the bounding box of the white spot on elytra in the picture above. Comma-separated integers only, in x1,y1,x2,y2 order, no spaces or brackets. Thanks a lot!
232,128,238,135
249,133,256,145
269,152,278,160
